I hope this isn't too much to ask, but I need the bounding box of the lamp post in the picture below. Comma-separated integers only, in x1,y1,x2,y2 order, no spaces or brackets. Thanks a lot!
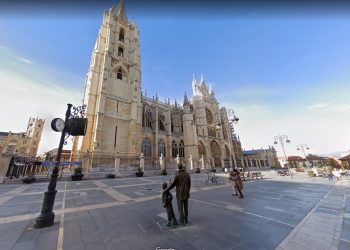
274,135,291,174
35,104,87,228
297,144,310,168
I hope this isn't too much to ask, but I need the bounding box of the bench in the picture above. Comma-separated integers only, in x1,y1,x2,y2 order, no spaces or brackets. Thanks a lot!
277,170,289,176
249,171,263,180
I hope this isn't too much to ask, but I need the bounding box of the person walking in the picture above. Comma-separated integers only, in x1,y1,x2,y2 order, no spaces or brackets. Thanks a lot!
165,164,191,225
230,169,244,198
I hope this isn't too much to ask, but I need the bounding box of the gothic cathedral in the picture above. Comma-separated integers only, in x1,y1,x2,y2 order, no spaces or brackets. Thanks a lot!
72,1,240,170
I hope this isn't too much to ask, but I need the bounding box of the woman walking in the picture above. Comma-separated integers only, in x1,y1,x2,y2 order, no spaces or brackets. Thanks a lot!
230,169,244,198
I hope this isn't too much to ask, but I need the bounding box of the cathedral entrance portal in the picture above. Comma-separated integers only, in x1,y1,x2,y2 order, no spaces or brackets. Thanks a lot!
210,141,222,168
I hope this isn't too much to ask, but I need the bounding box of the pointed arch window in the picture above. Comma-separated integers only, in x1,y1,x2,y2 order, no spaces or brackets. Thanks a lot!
172,140,178,158
117,69,123,80
158,110,165,131
179,140,185,157
118,47,124,57
170,114,174,133
143,106,152,128
158,139,166,157
141,138,151,157
205,108,213,124
119,28,125,42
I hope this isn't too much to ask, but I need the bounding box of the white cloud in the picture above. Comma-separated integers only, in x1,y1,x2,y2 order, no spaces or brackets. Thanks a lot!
221,99,350,157
18,57,32,64
307,102,331,109
0,48,83,156
307,102,350,112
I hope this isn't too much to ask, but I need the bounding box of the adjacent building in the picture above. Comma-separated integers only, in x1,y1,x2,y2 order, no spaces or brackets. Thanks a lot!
0,117,45,157
242,146,280,169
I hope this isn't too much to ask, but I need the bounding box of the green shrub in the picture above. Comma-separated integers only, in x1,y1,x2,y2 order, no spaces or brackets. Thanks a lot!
307,170,314,177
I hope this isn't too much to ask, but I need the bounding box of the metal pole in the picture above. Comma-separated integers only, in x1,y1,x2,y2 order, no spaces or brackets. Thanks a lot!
280,140,290,174
35,104,72,228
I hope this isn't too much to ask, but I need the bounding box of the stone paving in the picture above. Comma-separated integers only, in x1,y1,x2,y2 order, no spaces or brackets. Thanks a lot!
0,171,348,249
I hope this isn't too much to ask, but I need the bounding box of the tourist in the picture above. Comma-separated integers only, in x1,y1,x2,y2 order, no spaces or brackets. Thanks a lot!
230,169,244,198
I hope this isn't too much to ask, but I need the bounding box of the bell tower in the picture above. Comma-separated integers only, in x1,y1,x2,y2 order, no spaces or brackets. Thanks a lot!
78,0,142,160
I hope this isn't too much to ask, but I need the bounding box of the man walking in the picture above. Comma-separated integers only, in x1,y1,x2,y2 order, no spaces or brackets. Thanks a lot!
166,164,191,225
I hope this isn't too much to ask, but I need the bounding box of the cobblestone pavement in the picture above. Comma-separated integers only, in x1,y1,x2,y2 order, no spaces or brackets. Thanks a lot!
0,171,349,249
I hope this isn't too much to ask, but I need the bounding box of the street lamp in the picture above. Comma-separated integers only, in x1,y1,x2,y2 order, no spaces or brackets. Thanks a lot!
35,104,87,228
297,144,310,168
273,135,291,173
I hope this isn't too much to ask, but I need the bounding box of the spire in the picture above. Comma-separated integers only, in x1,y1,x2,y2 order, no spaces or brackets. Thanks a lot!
192,74,197,84
183,92,190,106
115,0,127,21
192,74,198,96
200,73,207,91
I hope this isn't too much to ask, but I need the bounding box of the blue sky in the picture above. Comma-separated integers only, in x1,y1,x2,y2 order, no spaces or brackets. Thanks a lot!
0,1,350,156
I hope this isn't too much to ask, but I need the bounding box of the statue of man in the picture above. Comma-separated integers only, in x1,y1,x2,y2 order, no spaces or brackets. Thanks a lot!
165,164,191,226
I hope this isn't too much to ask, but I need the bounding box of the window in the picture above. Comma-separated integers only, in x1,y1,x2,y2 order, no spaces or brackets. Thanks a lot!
117,69,123,80
179,140,185,157
158,111,165,131
119,28,125,42
172,140,178,158
118,47,124,57
158,139,166,157
223,128,228,140
205,108,213,124
171,115,174,133
143,107,152,128
114,126,118,148
141,138,151,157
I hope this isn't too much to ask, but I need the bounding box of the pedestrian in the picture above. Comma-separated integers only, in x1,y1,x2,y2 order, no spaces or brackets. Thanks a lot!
334,169,341,181
162,182,178,227
165,164,191,225
230,169,244,198
327,168,333,181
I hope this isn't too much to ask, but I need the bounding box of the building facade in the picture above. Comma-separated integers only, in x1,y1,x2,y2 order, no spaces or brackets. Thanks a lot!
71,1,241,170
0,117,45,157
242,146,280,169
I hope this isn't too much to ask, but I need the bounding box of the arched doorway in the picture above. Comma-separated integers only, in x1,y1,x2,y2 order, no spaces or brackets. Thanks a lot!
210,140,222,168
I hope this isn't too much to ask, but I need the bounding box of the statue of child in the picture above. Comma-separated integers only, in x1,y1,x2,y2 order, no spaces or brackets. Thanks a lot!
162,182,178,227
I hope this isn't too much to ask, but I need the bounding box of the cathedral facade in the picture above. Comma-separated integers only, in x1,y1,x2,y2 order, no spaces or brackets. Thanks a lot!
72,1,240,170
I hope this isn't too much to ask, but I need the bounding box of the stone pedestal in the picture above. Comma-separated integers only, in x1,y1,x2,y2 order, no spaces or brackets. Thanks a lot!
176,154,180,165
114,153,120,176
201,155,205,169
189,155,193,170
140,153,145,172
159,154,165,172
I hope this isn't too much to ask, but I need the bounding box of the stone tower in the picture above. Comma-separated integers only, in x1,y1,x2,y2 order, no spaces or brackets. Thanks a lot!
26,117,45,157
78,0,142,161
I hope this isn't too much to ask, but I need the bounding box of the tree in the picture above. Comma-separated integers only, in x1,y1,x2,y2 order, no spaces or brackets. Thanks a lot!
325,158,341,170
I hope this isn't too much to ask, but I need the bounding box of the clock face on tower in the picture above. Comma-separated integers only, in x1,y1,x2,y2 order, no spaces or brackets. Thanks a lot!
51,118,65,132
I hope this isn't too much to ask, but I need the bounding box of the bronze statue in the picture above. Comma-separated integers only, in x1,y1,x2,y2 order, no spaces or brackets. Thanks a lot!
165,164,191,225
162,182,178,227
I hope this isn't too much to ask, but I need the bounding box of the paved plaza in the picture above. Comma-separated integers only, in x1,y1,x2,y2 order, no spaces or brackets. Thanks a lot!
0,171,349,250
